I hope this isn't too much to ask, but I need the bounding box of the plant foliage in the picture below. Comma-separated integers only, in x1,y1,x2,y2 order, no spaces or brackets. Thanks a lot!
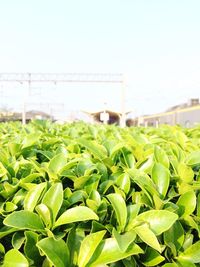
0,120,200,266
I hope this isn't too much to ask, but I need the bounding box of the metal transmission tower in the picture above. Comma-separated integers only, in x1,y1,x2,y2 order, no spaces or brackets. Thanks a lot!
0,73,126,126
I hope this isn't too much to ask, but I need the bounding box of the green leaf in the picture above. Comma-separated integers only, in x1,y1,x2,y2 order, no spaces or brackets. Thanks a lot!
90,190,101,206
0,182,18,199
107,193,127,232
12,232,25,250
137,155,154,174
183,215,200,235
24,182,46,211
176,190,196,217
154,146,169,168
22,133,40,148
76,159,94,176
48,153,67,174
178,241,200,263
19,173,43,184
3,202,18,213
3,210,44,231
36,203,52,227
78,230,106,267
78,138,107,160
24,231,43,266
128,168,158,202
136,210,178,235
0,226,17,239
67,227,85,266
182,233,194,251
74,175,95,190
164,220,184,253
112,228,136,252
123,257,137,267
134,223,161,252
141,247,165,266
88,237,143,266
177,163,194,183
177,259,196,267
162,264,178,267
54,206,99,228
152,163,170,198
0,162,8,177
2,249,29,267
197,193,200,217
8,142,22,156
42,183,63,222
125,204,140,231
37,237,70,267
124,152,136,168
186,150,200,166
116,173,131,194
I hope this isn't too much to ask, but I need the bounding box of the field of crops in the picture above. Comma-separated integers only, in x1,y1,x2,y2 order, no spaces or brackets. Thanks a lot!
0,120,200,267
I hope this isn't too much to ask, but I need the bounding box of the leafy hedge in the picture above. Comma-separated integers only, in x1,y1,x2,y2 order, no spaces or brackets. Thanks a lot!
0,120,200,266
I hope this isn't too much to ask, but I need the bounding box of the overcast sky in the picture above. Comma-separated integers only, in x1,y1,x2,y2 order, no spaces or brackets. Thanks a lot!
0,0,200,119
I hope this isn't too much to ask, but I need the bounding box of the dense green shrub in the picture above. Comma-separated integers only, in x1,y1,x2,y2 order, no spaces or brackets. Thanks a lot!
0,120,200,266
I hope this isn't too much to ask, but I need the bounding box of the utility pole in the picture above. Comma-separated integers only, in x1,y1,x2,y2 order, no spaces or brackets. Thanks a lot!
22,73,31,124
120,75,126,127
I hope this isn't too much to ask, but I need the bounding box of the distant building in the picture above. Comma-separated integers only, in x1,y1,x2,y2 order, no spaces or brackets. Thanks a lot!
132,98,200,127
0,110,52,122
84,109,131,126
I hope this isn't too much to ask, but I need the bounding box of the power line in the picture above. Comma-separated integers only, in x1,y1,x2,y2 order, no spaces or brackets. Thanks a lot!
0,73,123,83
0,73,125,126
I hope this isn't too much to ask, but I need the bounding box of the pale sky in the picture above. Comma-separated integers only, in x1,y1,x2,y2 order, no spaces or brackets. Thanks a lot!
0,0,200,119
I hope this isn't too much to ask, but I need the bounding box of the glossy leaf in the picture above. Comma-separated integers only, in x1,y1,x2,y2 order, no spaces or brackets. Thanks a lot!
125,204,140,231
141,247,165,266
37,237,70,267
78,230,106,267
67,227,85,266
54,206,99,228
0,162,7,177
24,231,43,266
152,163,170,198
3,210,44,231
178,241,200,263
177,163,194,183
176,190,196,217
162,264,178,267
116,173,131,194
11,232,25,250
134,223,161,252
2,249,29,267
197,193,200,217
0,226,17,239
19,173,43,184
164,220,184,252
78,138,107,160
112,228,136,252
42,183,63,222
177,259,196,267
136,210,178,235
186,150,200,166
48,153,67,174
128,168,158,201
154,146,169,168
22,133,40,148
24,182,46,211
107,193,127,232
3,202,18,213
88,237,143,266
